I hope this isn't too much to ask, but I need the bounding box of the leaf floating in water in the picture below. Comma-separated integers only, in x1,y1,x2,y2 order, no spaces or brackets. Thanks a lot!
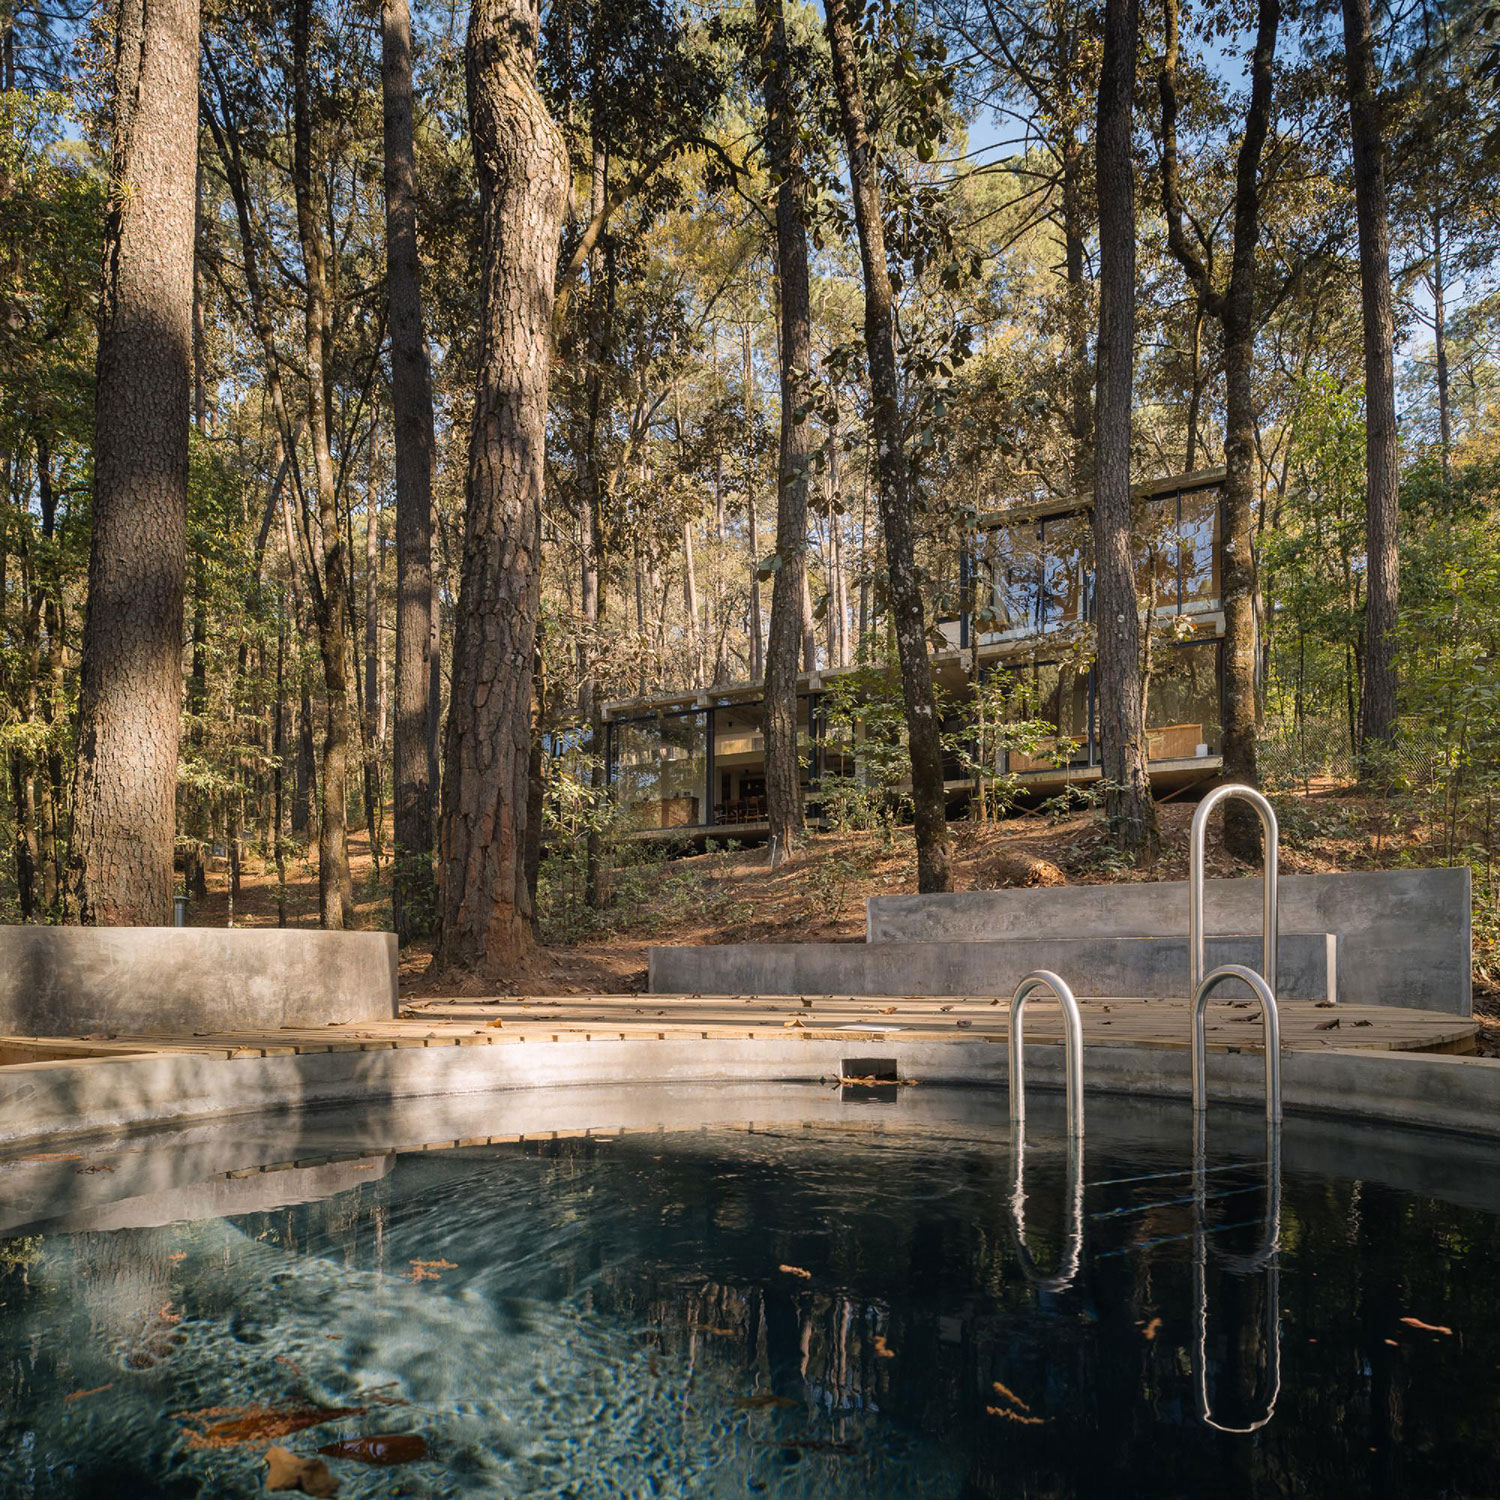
779,1264,812,1280
733,1393,798,1410
690,1324,739,1337
265,1446,340,1496
872,1335,895,1359
991,1381,1031,1412
985,1405,1047,1425
1399,1316,1453,1336
405,1259,458,1283
63,1384,114,1404
177,1403,367,1448
317,1434,428,1466
1140,1318,1163,1342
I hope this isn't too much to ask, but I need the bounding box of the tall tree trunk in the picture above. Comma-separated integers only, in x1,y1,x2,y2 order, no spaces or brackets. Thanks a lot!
291,0,353,928
363,440,384,864
743,317,765,681
382,0,438,938
757,0,813,853
1431,207,1451,485
825,0,952,892
69,0,198,925
1062,136,1093,491
436,0,567,971
1093,0,1157,859
1161,0,1278,860
1342,0,1399,758
683,518,702,686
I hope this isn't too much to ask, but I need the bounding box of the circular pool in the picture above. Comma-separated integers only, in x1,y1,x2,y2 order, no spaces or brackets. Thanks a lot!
2,1085,1497,1497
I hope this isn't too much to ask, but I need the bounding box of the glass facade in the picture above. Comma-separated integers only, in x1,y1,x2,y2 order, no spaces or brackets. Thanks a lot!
981,485,1221,641
1145,640,1222,758
611,710,708,829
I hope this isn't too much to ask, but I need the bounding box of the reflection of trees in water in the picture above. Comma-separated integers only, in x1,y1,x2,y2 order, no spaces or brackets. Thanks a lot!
4,1133,1500,1497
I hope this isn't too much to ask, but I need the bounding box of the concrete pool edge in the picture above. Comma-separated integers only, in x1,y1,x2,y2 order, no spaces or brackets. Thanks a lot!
1,1033,1498,1153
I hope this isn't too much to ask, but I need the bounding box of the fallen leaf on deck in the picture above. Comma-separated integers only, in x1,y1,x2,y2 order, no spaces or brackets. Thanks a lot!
800,998,813,1008
783,1017,805,1029
879,1006,898,1015
732,1393,798,1410
1141,1318,1162,1342
63,1384,114,1403
779,1264,812,1279
872,1335,895,1359
178,1404,366,1448
1315,1019,1340,1031
317,1434,428,1466
955,1020,972,1029
1399,1316,1453,1335
991,1381,1030,1411
939,1005,953,1013
265,1446,339,1495
1353,1019,1373,1027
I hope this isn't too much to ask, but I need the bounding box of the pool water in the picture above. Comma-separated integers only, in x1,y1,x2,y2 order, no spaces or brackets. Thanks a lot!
1,1089,1498,1497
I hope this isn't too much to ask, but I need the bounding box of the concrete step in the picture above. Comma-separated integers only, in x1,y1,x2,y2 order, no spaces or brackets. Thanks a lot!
648,933,1337,1002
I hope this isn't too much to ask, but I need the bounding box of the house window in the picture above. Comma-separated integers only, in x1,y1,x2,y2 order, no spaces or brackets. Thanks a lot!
1179,489,1220,605
1145,640,1221,759
611,710,708,828
1041,512,1091,628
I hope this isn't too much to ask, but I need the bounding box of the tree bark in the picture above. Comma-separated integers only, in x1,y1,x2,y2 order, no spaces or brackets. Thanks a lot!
291,0,353,928
757,0,812,853
1342,0,1399,758
436,0,567,971
382,0,439,938
1093,0,1157,859
69,0,198,925
363,439,384,864
824,0,952,891
1161,0,1278,859
743,317,764,681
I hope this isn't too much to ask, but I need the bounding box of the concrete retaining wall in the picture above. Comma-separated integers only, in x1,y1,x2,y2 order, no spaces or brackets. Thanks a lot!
648,932,1338,1001
867,868,1471,1014
1,1029,1497,1154
0,926,397,1036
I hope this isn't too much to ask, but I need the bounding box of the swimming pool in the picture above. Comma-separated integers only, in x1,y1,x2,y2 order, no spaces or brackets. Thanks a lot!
2,1086,1497,1497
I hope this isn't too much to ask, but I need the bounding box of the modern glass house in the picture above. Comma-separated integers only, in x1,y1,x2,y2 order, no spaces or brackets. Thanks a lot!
594,467,1228,838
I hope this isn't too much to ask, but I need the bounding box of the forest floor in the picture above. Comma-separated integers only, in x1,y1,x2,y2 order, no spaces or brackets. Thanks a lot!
186,781,1498,1055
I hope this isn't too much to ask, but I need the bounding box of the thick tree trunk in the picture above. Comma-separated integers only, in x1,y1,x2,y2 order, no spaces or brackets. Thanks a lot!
291,0,353,928
825,0,952,891
376,0,440,932
1093,0,1157,860
436,0,567,971
363,446,384,864
69,0,198,925
757,0,812,852
382,0,438,937
1342,0,1399,758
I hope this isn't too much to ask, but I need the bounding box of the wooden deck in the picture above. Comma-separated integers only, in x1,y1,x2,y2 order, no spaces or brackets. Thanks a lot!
0,992,1477,1064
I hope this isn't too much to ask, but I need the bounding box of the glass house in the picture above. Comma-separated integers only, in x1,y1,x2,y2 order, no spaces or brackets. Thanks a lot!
594,468,1228,837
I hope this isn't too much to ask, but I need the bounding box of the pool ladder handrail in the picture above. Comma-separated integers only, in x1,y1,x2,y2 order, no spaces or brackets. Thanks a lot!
1005,970,1086,1291
1188,785,1283,1124
1007,970,1084,1138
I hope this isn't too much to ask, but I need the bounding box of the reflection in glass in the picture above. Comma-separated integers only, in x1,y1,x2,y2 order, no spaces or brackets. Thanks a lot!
1041,513,1091,628
1146,642,1221,759
986,521,1042,635
1133,495,1180,609
612,710,707,827
1180,490,1219,603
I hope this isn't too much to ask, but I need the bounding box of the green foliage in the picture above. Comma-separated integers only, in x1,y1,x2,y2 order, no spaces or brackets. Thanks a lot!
816,665,914,835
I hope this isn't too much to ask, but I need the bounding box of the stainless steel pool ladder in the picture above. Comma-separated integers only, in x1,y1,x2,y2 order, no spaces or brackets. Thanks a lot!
1189,785,1283,1124
1005,971,1085,1291
1192,1116,1283,1432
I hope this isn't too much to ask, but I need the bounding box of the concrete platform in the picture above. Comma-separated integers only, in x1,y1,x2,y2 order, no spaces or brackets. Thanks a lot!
648,934,1340,1002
